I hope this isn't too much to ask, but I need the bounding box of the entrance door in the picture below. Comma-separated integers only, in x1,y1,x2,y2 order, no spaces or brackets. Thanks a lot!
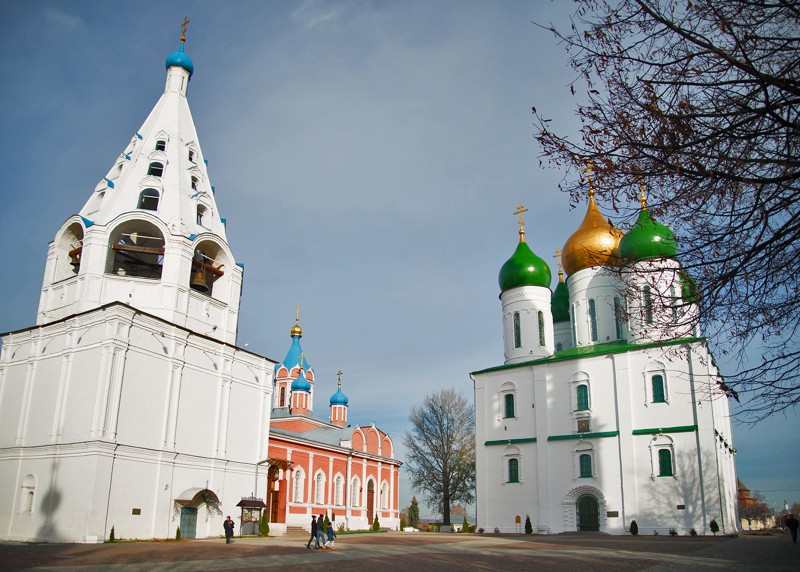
180,506,198,539
367,481,375,525
576,495,599,531
267,466,281,523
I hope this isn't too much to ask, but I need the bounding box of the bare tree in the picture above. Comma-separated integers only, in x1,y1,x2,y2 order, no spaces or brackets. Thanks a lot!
532,0,800,420
402,388,475,525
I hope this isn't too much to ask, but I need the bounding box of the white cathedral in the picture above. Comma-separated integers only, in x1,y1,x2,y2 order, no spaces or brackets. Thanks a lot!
472,190,739,535
0,34,275,542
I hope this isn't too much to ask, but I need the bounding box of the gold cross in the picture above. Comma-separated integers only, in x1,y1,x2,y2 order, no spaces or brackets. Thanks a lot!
180,17,190,42
553,249,564,279
337,370,343,387
299,352,305,369
581,161,595,197
513,204,528,242
638,179,648,210
295,302,300,324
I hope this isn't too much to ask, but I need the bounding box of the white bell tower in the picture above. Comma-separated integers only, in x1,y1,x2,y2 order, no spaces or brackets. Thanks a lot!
36,24,242,344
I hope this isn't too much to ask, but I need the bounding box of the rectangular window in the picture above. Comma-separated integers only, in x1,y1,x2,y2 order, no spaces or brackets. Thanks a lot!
513,312,522,348
652,375,666,403
614,297,624,340
508,458,519,483
643,286,654,324
588,299,598,342
658,449,673,477
579,454,592,478
504,393,515,418
576,385,589,411
538,311,545,346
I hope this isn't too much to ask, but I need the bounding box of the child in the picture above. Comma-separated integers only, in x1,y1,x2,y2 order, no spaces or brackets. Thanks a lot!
324,523,337,550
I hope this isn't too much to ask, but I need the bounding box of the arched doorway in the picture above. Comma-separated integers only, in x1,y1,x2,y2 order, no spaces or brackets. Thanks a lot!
267,465,284,523
367,480,375,525
179,506,198,538
576,494,599,531
174,488,221,539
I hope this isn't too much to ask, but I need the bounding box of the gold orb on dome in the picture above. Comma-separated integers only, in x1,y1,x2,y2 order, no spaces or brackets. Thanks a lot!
561,195,623,275
290,323,303,337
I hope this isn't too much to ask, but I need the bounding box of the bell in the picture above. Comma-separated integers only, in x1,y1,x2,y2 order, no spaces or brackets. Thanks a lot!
190,267,208,292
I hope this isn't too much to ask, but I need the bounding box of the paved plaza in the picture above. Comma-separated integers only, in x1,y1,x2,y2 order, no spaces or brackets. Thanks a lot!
1,531,796,571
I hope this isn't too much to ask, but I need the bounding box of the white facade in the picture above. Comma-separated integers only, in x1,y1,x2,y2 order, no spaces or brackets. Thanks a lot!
0,38,275,542
473,202,738,536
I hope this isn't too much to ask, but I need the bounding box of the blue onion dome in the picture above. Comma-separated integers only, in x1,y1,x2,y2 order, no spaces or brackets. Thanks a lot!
165,43,194,78
618,195,678,261
291,373,311,392
330,382,349,406
551,268,570,323
498,228,551,292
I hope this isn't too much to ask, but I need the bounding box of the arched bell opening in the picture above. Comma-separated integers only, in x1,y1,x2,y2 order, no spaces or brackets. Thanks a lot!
190,240,229,299
106,220,165,280
53,222,84,282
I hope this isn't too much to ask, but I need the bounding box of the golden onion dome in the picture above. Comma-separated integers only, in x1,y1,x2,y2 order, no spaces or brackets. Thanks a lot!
561,190,623,275
290,321,303,337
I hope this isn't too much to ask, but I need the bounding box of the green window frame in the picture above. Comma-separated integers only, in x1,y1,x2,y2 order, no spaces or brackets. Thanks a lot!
588,299,598,342
538,311,545,346
643,286,653,324
508,458,519,483
576,385,589,411
513,312,521,348
652,374,666,403
614,296,624,340
504,393,515,418
579,454,592,478
658,449,673,477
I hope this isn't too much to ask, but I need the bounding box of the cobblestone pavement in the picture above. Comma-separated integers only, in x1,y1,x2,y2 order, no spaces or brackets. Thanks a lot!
0,532,796,571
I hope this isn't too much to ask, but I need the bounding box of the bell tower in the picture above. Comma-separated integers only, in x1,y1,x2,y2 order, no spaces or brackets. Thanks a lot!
36,24,242,344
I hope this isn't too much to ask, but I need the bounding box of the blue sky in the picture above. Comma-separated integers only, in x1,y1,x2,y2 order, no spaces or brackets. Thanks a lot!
0,0,797,516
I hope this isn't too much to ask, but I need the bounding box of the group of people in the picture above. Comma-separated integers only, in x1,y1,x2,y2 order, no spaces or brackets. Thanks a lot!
306,513,337,550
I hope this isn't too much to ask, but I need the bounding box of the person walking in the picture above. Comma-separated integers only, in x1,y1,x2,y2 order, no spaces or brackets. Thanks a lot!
788,514,799,545
324,522,337,550
316,513,327,550
223,516,235,544
306,515,318,549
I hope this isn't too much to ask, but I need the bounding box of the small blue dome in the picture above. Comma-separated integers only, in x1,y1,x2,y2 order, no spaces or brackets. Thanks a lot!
291,373,311,393
165,43,194,77
330,386,349,406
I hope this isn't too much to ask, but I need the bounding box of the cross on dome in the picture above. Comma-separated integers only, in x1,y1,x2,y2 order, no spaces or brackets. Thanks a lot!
513,204,528,243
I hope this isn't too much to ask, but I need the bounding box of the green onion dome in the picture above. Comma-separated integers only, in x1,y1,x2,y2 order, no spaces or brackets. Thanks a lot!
618,200,678,261
551,269,570,323
498,237,552,292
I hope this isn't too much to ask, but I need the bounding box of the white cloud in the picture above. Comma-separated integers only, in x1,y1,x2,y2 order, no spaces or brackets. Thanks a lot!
290,0,348,29
42,7,84,29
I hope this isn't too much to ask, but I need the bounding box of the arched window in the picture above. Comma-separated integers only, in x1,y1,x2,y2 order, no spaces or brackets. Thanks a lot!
588,299,598,342
20,475,36,514
381,482,389,510
513,312,521,348
138,188,160,211
658,449,673,477
643,285,653,324
108,221,165,280
279,387,286,407
504,393,515,418
670,284,679,323
155,139,166,151
351,478,360,507
191,176,199,191
579,454,592,478
538,311,545,346
315,473,325,504
576,385,589,411
188,148,196,163
147,162,164,177
508,458,519,483
197,204,207,226
652,374,666,403
614,297,624,340
571,306,578,346
293,469,305,503
335,475,344,506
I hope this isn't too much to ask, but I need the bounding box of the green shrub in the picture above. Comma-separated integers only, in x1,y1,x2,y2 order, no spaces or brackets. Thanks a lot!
260,512,269,536
710,519,719,535
372,515,380,531
630,520,638,535
462,516,470,533
400,516,407,529
524,515,533,535
690,528,698,536
109,526,115,542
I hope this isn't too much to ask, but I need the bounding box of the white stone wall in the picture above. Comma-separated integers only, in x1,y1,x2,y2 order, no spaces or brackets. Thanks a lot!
0,303,273,542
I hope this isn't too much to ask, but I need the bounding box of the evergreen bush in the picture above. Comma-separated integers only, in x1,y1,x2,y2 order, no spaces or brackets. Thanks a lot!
630,520,638,536
372,515,380,531
400,516,407,530
260,512,269,536
524,515,533,535
176,527,181,540
710,519,719,535
109,526,115,542
462,515,470,533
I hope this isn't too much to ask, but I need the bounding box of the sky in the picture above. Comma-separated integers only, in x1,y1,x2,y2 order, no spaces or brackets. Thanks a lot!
0,0,797,517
